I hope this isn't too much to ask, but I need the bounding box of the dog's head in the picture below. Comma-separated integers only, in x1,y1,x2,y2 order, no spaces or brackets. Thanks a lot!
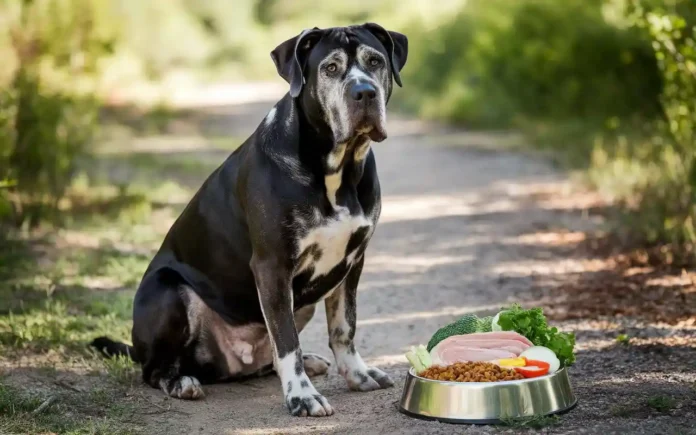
271,24,408,144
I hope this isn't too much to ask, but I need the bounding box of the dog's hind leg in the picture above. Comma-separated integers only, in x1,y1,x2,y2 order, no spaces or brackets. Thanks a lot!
132,269,205,400
294,304,331,377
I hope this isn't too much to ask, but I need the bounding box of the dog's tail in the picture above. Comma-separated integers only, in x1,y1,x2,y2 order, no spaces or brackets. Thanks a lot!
90,336,141,363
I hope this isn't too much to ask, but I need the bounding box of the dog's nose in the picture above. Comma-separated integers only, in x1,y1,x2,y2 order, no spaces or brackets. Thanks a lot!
350,83,377,102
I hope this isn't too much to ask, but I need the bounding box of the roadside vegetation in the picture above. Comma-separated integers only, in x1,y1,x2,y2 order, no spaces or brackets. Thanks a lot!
399,0,696,263
3,0,693,258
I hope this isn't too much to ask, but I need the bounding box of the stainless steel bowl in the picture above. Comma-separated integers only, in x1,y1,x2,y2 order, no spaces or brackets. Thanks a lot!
399,367,577,424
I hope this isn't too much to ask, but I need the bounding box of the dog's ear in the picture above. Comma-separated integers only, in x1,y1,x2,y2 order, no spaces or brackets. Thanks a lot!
271,27,323,98
363,23,408,87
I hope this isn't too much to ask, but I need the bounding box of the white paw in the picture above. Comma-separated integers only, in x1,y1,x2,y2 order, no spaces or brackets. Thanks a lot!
303,353,331,377
344,367,394,392
285,392,334,417
164,376,205,400
278,349,333,416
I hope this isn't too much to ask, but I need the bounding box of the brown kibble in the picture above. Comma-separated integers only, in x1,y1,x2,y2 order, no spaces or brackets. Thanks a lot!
418,362,525,383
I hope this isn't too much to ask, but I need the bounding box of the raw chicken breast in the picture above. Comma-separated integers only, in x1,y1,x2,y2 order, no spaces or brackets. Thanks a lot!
429,331,533,365
431,346,517,365
452,331,533,347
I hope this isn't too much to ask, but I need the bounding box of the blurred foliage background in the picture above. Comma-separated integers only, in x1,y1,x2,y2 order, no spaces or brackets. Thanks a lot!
0,0,694,261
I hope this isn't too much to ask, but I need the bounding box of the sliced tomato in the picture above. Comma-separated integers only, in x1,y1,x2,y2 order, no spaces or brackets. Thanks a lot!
514,359,550,378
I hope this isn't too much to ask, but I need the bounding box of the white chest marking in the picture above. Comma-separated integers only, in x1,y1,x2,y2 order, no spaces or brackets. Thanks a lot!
297,211,371,280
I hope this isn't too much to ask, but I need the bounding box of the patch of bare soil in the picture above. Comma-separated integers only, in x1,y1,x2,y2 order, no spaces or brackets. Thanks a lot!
537,242,696,325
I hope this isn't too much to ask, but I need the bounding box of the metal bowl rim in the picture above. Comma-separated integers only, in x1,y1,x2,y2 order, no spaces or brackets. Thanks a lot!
408,366,569,386
398,398,578,425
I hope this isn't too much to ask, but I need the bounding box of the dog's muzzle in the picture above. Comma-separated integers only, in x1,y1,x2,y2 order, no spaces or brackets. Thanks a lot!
346,81,387,142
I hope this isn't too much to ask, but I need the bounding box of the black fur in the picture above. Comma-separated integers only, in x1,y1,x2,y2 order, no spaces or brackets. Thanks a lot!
90,23,408,416
90,336,140,363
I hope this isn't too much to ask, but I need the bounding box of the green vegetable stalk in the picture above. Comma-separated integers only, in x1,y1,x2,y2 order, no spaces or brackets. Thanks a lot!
496,303,576,367
405,344,432,372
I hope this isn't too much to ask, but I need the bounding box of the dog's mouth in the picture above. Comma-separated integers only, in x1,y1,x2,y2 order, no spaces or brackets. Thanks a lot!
354,121,387,143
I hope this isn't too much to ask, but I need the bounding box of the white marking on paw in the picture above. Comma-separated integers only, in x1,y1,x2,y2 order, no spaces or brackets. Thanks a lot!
279,351,333,417
332,340,392,391
161,376,205,400
326,286,393,392
303,353,331,377
278,352,313,396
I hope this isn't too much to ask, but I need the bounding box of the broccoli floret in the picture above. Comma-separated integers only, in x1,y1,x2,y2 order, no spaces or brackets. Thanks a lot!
477,316,493,332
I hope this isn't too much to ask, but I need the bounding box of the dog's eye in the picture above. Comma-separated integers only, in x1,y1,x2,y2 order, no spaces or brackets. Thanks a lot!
326,63,338,73
369,58,382,67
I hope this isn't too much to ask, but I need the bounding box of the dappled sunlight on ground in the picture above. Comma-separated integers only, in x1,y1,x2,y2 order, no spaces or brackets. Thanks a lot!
379,193,521,223
356,303,502,327
510,230,587,246
228,425,342,435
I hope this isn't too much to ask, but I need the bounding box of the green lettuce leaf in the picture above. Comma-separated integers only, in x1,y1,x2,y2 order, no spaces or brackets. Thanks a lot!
497,303,576,367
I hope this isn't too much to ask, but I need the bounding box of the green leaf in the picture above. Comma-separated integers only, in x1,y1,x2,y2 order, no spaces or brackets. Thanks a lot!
498,304,576,367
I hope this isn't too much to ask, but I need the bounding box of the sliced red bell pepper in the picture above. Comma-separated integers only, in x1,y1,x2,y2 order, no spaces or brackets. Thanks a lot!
514,359,550,378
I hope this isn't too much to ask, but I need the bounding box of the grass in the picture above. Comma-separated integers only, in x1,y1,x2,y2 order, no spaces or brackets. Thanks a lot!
647,395,677,413
609,396,678,418
616,334,631,345
0,100,225,433
0,236,143,430
610,404,642,417
0,383,141,435
0,299,132,352
499,414,561,430
103,355,140,385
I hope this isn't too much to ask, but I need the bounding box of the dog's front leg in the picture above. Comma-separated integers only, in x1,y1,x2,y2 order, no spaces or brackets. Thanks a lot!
252,257,334,417
325,257,394,391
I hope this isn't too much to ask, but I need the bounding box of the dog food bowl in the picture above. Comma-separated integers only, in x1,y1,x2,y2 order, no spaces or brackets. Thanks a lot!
398,367,577,424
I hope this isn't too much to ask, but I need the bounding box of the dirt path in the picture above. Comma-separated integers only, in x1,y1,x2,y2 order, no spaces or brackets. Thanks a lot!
117,89,696,435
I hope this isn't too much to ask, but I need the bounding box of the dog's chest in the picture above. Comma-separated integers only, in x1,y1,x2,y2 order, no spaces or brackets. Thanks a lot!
295,209,373,284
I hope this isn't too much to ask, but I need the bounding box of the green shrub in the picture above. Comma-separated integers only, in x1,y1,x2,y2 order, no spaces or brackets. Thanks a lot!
621,0,696,248
400,0,662,127
400,0,695,258
0,0,116,229
3,73,98,228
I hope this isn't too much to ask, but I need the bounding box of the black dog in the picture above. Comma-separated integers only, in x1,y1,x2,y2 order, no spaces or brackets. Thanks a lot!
92,23,407,417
